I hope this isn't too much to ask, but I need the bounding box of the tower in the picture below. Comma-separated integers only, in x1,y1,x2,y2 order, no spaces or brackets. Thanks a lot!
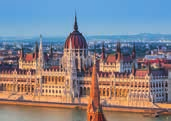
87,53,106,121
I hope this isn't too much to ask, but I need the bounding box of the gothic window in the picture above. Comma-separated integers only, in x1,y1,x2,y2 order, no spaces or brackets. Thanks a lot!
156,83,158,87
75,58,78,69
84,87,86,95
87,87,90,96
80,87,83,96
111,88,114,96
165,82,168,87
103,88,105,96
100,88,102,96
52,77,54,82
107,88,109,96
90,116,92,121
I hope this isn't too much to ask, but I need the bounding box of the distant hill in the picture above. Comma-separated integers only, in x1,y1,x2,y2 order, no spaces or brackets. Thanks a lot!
0,33,171,42
86,33,171,41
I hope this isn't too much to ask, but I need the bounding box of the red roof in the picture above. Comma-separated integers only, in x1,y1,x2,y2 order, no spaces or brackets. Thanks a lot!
64,31,87,49
50,66,59,70
25,54,34,61
135,70,148,77
106,54,133,63
106,55,116,63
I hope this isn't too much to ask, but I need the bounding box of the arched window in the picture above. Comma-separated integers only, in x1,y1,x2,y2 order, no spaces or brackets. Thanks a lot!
87,87,90,96
103,88,105,96
84,87,86,95
90,116,92,121
107,88,109,96
80,87,83,96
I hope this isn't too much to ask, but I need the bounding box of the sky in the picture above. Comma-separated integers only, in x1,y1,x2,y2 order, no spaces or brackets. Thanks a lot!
0,0,171,37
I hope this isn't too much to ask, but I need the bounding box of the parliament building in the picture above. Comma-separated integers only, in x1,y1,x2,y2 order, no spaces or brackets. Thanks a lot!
0,15,170,108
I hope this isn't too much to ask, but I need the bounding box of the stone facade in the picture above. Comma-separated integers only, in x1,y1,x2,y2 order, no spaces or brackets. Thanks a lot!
0,15,169,108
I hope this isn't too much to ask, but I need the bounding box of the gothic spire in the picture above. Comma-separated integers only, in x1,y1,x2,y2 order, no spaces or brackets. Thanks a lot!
132,42,136,59
50,42,53,58
132,62,136,75
147,62,151,75
39,34,43,54
74,12,78,31
34,41,39,58
116,41,121,53
101,41,105,61
38,34,44,68
94,42,96,64
116,41,121,61
20,43,24,59
132,42,135,52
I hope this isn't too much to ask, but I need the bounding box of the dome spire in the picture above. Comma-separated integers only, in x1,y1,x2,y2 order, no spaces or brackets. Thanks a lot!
74,11,78,31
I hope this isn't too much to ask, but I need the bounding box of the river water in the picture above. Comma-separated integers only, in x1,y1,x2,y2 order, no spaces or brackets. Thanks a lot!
0,105,170,121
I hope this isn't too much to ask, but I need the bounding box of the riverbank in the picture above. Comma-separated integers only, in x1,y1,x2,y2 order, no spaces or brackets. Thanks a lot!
0,99,171,115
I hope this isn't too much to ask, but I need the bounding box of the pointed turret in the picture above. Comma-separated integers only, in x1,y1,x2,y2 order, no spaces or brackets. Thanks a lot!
116,41,121,53
50,42,53,58
116,41,121,61
20,44,24,59
147,62,151,75
101,41,105,61
74,12,78,31
132,42,136,59
38,34,44,69
87,49,106,121
94,42,96,64
132,62,136,76
34,41,39,59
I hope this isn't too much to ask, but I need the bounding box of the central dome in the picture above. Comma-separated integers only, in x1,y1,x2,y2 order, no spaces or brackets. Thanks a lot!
64,15,88,49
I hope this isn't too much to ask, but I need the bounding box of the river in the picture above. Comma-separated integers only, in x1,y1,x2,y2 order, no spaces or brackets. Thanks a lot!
0,105,170,121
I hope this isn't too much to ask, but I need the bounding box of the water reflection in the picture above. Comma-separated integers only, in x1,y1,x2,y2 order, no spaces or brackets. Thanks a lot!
0,105,170,121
